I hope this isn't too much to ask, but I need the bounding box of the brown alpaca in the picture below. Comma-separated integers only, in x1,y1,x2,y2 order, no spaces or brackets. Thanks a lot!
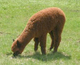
11,7,66,56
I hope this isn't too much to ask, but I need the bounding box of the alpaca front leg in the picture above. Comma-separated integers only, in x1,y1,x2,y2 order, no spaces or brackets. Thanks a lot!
34,38,39,51
40,34,47,55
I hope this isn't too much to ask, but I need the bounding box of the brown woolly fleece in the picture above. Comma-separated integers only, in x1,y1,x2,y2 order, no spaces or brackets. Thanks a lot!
11,7,66,55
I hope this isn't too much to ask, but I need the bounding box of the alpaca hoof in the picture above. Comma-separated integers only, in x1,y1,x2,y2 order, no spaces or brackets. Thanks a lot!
49,47,53,51
42,52,46,55
34,47,38,51
42,53,46,55
53,51,57,53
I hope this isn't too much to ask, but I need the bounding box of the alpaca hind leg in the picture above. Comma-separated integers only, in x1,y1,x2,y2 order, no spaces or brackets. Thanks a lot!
34,38,39,51
53,26,63,53
40,34,47,55
49,31,55,51
53,33,61,53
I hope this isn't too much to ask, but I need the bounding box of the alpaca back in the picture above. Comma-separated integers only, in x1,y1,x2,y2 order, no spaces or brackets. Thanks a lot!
26,7,65,37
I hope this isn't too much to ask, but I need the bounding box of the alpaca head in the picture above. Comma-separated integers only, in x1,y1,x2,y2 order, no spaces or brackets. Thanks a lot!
11,39,24,56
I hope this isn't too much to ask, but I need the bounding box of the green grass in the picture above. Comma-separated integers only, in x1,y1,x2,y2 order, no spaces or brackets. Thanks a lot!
0,0,80,65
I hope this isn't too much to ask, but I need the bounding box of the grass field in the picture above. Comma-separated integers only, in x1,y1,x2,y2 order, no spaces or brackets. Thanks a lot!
0,0,80,65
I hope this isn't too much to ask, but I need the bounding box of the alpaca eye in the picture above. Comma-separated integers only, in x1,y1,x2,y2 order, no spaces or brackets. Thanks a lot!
13,39,15,42
17,40,21,48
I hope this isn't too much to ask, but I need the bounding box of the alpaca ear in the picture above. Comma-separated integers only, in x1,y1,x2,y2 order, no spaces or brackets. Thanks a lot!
17,40,21,48
13,39,15,42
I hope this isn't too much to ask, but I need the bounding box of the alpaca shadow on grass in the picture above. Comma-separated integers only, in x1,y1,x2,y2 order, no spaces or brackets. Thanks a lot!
16,52,71,61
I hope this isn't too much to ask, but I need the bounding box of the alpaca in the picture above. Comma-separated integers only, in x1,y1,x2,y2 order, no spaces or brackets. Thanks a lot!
11,7,66,56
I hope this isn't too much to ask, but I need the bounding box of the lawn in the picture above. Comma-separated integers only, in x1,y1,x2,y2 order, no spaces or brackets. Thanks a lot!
0,0,80,65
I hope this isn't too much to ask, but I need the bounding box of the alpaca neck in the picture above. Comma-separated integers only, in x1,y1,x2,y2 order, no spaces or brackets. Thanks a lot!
18,30,34,46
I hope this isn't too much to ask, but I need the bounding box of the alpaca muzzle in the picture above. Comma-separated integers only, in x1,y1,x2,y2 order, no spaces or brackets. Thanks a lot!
13,51,20,56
